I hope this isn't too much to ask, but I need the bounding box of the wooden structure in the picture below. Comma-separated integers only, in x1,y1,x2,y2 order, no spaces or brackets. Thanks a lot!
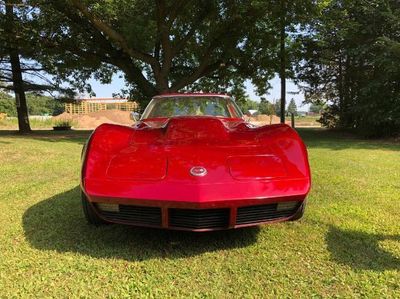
65,98,139,115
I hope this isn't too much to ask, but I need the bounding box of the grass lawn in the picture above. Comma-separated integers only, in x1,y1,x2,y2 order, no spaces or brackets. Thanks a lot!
0,128,399,297
295,115,322,127
0,117,54,129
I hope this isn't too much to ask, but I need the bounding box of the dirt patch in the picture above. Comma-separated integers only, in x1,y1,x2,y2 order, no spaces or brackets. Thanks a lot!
248,114,282,125
53,110,133,129
52,111,297,129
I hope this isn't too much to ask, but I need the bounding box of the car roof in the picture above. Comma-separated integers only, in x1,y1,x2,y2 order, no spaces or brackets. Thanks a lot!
153,93,231,99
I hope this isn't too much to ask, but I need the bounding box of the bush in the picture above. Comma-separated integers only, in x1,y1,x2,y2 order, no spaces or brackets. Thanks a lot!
0,92,16,117
53,119,75,127
0,92,65,116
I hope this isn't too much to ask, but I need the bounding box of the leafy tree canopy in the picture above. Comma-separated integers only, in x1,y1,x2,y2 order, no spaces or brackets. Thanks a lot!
237,98,259,114
29,0,315,105
297,0,400,136
258,98,275,115
309,102,324,114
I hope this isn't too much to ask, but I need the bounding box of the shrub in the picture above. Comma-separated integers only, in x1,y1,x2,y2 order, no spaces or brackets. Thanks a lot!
53,119,75,127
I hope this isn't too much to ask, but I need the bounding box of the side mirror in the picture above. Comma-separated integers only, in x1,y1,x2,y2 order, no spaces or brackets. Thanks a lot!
130,112,141,121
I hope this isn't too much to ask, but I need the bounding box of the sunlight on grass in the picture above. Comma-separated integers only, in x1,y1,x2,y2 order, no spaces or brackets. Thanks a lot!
0,117,54,129
0,129,399,297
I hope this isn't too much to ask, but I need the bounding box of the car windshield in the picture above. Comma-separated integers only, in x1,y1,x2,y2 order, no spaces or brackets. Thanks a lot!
142,96,243,119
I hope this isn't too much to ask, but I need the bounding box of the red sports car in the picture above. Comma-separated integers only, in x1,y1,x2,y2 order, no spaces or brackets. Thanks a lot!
81,93,311,231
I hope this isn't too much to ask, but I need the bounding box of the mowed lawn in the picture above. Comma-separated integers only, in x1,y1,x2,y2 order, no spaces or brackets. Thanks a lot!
0,129,399,298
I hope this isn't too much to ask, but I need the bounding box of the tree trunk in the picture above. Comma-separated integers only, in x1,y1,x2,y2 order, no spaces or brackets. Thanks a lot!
337,54,343,112
5,1,31,133
279,0,286,124
9,51,31,133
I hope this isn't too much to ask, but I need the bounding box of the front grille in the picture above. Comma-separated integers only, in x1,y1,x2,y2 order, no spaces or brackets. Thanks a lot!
97,204,162,226
169,208,230,229
236,203,300,225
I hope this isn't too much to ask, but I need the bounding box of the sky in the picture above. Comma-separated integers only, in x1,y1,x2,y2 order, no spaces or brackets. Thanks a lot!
88,74,309,111
245,76,308,111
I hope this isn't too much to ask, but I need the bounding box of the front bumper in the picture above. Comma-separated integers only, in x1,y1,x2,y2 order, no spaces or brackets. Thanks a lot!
86,194,306,231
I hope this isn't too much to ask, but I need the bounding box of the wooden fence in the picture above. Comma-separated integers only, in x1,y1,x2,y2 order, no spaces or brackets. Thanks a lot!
65,102,139,115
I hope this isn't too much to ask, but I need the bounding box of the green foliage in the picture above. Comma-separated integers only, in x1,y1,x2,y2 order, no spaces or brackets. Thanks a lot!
0,92,15,116
235,97,276,115
0,92,64,116
26,94,65,116
31,0,275,101
28,0,315,104
309,103,324,114
258,98,275,115
53,119,74,127
0,2,76,95
274,100,282,117
298,0,400,137
236,98,259,114
287,98,297,115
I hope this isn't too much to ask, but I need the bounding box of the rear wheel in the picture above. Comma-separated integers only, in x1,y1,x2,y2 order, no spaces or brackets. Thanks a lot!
290,200,307,221
81,191,108,226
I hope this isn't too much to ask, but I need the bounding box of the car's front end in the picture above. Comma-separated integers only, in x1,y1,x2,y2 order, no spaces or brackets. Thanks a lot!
81,98,311,230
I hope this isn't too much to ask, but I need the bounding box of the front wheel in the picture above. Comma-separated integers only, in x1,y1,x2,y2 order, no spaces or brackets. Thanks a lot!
81,191,108,226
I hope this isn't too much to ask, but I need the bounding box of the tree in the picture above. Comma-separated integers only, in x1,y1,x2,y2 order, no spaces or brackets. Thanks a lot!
31,0,279,105
0,92,64,116
258,98,275,124
274,100,282,117
0,1,74,132
297,0,400,136
2,0,31,132
258,98,274,115
32,1,321,104
26,93,64,116
263,0,317,123
279,0,287,124
287,98,297,115
309,103,323,114
0,91,15,116
237,98,259,114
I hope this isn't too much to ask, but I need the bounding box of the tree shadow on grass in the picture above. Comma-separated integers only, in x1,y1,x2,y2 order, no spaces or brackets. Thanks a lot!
326,226,400,271
0,130,92,145
23,187,259,261
2,128,398,151
297,128,400,152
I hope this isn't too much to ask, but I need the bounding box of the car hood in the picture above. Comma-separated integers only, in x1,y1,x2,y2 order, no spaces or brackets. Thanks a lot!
105,117,305,182
83,119,311,201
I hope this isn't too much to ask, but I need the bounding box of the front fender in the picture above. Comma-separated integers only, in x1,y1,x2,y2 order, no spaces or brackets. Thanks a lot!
81,124,134,189
256,124,311,184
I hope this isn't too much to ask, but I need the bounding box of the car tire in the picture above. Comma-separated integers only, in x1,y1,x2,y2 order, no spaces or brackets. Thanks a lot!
290,200,307,221
81,191,108,226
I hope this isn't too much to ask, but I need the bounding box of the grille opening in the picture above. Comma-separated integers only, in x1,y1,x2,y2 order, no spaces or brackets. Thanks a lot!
169,208,230,229
236,202,300,225
96,204,162,226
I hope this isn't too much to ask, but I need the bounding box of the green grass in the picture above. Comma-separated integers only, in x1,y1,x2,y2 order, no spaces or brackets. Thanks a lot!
0,117,54,129
0,128,399,298
295,115,321,127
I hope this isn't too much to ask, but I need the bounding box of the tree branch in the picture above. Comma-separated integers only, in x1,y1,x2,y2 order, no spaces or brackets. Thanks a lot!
170,20,235,91
69,0,158,68
171,58,224,91
172,8,212,56
155,0,172,88
166,0,189,28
